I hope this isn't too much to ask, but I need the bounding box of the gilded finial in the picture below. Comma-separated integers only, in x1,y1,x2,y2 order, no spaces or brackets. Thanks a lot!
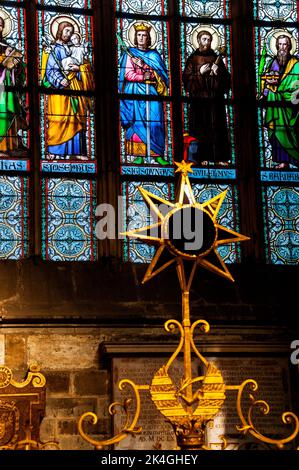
174,160,194,175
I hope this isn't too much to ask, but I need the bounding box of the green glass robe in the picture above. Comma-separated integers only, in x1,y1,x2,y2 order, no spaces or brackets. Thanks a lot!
264,57,299,162
0,68,20,143
0,51,26,150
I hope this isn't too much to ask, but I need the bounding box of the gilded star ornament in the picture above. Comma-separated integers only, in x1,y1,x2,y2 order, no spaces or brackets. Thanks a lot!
123,161,249,286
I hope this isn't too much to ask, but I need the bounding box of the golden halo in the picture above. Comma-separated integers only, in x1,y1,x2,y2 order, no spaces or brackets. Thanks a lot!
50,15,81,40
191,25,220,51
0,8,13,38
127,21,157,49
268,29,297,55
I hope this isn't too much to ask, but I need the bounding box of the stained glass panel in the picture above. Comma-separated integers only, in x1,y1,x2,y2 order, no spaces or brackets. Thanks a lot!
38,9,95,165
117,18,170,96
0,6,28,160
119,100,172,168
179,0,230,19
262,186,299,264
0,176,28,260
192,184,240,263
42,178,97,261
0,6,26,76
115,0,167,15
122,181,174,263
253,0,298,22
255,26,299,171
0,92,29,164
38,10,94,86
117,18,171,170
181,23,232,96
38,0,92,7
181,23,233,168
40,94,95,165
183,103,236,168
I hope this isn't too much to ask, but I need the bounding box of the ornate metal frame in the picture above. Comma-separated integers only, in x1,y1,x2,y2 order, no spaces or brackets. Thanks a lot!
0,364,59,450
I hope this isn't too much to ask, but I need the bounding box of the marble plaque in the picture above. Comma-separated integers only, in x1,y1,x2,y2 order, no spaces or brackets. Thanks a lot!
113,356,292,450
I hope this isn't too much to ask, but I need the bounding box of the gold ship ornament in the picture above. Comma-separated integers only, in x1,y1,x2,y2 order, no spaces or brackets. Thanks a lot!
79,161,299,450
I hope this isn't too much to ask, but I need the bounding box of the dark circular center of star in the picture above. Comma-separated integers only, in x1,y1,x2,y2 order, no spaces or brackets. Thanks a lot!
167,207,216,257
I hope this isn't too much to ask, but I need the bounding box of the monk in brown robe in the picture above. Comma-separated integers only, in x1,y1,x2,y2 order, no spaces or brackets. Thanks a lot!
183,31,231,165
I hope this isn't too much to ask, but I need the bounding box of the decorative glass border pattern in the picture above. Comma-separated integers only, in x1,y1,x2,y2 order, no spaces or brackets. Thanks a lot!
262,185,299,264
41,178,97,261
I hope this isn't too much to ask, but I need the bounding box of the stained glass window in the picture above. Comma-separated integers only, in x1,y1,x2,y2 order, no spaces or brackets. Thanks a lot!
39,93,96,171
42,178,97,261
122,181,174,263
179,0,231,18
0,5,28,163
115,0,167,15
117,1,241,265
0,0,98,261
254,0,299,264
0,176,28,260
38,1,97,260
179,1,235,170
38,0,92,8
38,9,95,169
116,0,173,177
253,0,298,22
0,3,29,260
254,1,299,172
0,1,247,266
192,184,240,263
262,186,299,264
255,24,299,171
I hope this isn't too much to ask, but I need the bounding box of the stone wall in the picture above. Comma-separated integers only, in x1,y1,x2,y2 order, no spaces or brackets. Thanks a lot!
1,328,110,450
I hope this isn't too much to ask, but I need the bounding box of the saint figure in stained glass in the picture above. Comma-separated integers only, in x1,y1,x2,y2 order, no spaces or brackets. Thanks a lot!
259,30,299,169
119,22,169,165
183,28,231,166
0,11,27,157
42,16,94,161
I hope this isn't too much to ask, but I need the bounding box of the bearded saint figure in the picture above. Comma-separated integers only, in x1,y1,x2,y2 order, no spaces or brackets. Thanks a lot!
42,19,94,160
183,30,231,166
261,34,299,169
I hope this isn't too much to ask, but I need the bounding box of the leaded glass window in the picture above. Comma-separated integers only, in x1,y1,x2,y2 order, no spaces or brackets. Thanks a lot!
254,0,299,264
192,183,240,263
116,1,241,264
38,1,97,261
2,1,295,268
0,3,28,259
116,1,172,172
262,186,299,264
38,1,92,7
0,0,97,261
180,0,234,168
0,176,28,259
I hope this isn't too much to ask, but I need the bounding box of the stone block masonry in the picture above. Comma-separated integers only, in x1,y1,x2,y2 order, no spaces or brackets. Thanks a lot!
1,328,110,450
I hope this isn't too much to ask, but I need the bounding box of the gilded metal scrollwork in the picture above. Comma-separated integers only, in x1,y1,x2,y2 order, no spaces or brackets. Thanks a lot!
0,364,46,389
234,379,299,448
78,379,143,449
0,364,59,450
